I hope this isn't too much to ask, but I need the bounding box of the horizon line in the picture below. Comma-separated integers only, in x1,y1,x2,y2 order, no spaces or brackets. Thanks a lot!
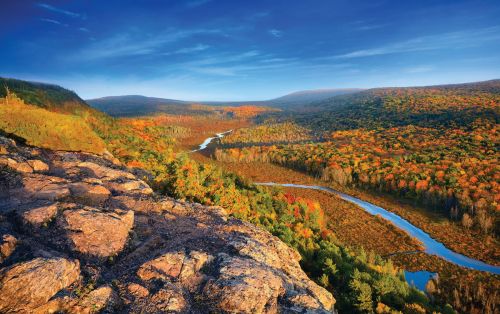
1,75,499,102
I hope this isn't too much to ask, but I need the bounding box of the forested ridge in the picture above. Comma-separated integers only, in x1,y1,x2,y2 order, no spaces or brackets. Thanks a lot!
296,80,499,130
0,77,95,114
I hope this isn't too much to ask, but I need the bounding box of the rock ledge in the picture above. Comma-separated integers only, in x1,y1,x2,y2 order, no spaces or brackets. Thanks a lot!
0,136,334,313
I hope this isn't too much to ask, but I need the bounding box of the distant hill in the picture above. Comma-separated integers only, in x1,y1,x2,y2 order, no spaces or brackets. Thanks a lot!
87,95,278,117
0,77,94,115
87,88,362,116
308,79,500,111
291,79,500,131
265,88,363,109
87,95,192,116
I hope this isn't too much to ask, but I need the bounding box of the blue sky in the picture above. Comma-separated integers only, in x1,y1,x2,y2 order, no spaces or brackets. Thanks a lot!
1,0,500,100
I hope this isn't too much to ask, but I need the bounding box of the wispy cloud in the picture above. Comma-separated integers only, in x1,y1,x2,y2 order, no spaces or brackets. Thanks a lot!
260,57,297,63
189,66,238,76
186,50,261,67
37,3,84,19
78,27,90,33
74,29,222,60
187,62,292,77
170,50,284,77
178,50,353,78
175,44,210,54
39,18,67,27
350,20,387,31
236,50,260,59
333,26,500,59
356,24,386,31
247,11,270,20
268,29,283,38
185,61,355,78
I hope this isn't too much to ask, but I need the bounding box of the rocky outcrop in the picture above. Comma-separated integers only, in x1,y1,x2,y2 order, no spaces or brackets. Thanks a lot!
20,202,59,228
68,182,111,206
0,257,80,313
58,206,134,259
0,234,17,263
71,285,120,314
0,136,335,313
27,159,49,173
13,174,71,201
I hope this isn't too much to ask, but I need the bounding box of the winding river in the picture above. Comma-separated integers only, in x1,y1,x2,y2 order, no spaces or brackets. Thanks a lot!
190,130,233,152
193,131,500,275
256,183,500,274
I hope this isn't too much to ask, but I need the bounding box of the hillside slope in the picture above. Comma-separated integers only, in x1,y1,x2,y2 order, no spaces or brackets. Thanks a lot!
87,95,278,117
0,79,176,164
89,80,499,118
0,77,95,115
0,77,464,313
0,89,106,154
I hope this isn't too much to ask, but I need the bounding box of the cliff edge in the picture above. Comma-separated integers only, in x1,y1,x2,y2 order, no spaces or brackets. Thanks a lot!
0,136,334,313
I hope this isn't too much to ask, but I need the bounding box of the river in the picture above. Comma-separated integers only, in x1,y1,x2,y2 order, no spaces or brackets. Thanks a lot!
190,130,233,152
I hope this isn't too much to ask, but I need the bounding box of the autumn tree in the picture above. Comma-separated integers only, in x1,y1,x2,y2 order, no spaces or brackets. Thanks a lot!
461,213,473,230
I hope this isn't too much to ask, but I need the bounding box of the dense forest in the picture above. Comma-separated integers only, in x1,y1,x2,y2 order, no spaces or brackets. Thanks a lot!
216,123,499,236
218,81,500,236
88,93,278,117
0,89,106,153
156,155,455,313
221,122,315,146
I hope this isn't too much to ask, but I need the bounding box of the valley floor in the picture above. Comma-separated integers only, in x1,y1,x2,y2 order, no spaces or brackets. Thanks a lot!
210,159,499,266
170,118,251,153
186,126,499,313
90,109,499,312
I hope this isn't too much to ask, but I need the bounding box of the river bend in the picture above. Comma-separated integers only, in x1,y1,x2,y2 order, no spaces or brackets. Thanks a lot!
194,131,500,275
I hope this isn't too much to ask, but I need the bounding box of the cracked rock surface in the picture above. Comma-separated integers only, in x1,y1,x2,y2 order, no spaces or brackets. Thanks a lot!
0,136,335,313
